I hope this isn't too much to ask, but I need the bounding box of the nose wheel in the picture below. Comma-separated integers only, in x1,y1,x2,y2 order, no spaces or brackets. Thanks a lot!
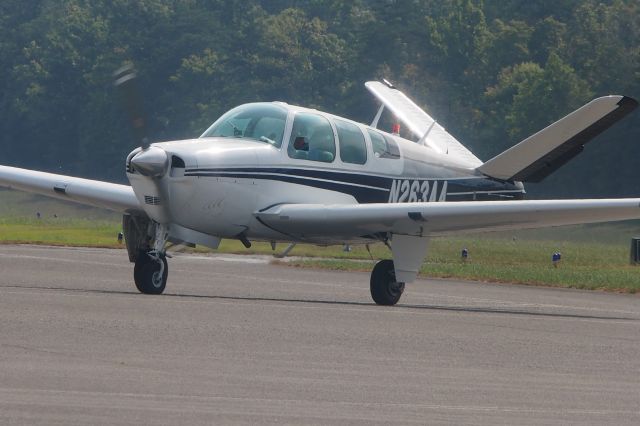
134,251,168,294
370,259,405,305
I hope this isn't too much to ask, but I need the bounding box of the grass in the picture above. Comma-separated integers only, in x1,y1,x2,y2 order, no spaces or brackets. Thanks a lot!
0,217,122,248
284,238,640,293
0,188,123,247
1,188,639,292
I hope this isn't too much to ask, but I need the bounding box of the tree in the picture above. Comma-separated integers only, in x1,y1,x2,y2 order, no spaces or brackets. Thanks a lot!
246,8,351,110
0,0,637,197
483,54,592,153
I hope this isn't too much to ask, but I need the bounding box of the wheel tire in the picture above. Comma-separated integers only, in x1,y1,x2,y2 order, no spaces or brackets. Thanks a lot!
134,254,168,295
133,250,151,286
370,259,404,306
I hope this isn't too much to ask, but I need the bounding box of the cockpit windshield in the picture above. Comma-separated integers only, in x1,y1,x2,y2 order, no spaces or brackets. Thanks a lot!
200,103,288,147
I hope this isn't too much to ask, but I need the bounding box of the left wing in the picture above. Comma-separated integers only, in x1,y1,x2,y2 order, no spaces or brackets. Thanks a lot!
0,165,143,214
256,199,640,238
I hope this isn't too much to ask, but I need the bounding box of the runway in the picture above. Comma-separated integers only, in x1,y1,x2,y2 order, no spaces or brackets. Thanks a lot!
0,244,638,425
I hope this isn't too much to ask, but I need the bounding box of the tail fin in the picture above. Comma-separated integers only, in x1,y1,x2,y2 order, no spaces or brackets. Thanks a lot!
477,96,638,182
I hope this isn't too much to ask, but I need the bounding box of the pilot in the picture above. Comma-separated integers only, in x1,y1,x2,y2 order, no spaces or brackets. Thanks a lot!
289,127,310,159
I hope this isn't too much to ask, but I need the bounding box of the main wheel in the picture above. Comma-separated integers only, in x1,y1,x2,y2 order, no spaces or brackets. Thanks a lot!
370,259,404,305
134,253,168,294
133,250,151,285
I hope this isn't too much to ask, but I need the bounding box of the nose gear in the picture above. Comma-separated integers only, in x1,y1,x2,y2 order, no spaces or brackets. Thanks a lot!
132,222,170,294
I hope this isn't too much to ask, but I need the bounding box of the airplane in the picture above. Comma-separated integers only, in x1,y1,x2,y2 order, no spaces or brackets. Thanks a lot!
0,68,638,305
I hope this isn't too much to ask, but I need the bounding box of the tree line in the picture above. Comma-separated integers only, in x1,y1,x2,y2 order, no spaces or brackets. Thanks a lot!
0,0,638,197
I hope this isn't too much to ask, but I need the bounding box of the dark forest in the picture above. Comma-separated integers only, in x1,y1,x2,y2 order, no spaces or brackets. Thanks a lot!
1,0,638,197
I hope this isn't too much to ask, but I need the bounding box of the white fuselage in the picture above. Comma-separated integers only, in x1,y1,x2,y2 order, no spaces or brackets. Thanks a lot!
126,102,523,245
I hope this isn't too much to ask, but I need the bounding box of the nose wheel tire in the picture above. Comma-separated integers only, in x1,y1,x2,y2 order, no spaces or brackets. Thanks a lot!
134,253,168,294
370,259,405,305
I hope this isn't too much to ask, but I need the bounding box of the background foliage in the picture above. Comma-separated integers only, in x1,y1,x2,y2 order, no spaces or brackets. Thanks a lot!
1,0,638,197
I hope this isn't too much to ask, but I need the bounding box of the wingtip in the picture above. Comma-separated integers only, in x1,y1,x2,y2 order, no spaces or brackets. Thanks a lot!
618,96,639,111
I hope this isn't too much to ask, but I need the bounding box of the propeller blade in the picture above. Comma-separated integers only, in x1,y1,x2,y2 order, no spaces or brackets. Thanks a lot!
114,64,150,150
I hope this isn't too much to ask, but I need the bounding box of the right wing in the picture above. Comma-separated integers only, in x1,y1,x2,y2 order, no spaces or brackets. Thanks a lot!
256,199,640,238
0,165,143,214
257,199,640,283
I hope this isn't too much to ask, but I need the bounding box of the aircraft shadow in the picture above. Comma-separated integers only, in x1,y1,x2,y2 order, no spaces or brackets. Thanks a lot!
3,284,636,322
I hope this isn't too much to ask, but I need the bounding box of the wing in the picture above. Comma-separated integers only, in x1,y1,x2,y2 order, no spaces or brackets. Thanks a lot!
0,165,143,214
255,199,640,238
365,81,482,167
258,198,640,283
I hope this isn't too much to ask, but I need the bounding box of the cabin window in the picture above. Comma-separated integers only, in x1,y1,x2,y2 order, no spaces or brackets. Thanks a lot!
335,119,367,165
383,134,401,158
368,130,400,159
287,113,336,163
201,103,287,147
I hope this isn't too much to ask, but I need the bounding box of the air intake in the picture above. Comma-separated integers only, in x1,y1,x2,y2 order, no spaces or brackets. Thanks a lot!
144,195,161,205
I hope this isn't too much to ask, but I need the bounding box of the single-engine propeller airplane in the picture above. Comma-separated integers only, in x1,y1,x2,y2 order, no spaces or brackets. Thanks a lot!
1,68,638,305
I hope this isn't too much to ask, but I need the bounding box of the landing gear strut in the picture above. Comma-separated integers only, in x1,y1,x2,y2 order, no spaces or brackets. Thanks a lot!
370,259,405,305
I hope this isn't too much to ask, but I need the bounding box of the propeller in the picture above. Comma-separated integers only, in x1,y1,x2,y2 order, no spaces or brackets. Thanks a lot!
114,64,149,149
114,64,167,178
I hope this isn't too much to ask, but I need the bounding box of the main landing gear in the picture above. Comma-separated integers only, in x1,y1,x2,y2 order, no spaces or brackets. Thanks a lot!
370,259,405,306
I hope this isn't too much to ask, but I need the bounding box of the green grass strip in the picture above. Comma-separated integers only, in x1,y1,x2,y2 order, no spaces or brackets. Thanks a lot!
1,217,639,293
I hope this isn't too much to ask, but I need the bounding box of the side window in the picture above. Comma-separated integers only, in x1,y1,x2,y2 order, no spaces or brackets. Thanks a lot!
287,113,336,163
246,116,285,146
335,119,367,165
382,134,401,159
367,130,400,159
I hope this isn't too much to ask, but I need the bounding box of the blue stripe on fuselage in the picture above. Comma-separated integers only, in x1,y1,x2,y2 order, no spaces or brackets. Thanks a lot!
184,167,522,203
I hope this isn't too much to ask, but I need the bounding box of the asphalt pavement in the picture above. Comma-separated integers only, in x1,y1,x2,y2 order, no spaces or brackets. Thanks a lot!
0,244,638,425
